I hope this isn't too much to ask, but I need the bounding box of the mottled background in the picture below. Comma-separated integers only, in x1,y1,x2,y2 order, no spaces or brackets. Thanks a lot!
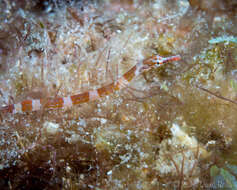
0,0,237,189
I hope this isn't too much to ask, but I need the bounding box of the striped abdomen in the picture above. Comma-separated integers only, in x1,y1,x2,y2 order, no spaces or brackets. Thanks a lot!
1,55,181,114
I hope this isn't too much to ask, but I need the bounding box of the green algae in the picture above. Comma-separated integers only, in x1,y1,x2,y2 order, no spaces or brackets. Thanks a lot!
14,72,29,96
230,79,237,92
209,36,237,45
210,165,237,189
154,33,179,56
183,46,223,85
183,41,237,91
